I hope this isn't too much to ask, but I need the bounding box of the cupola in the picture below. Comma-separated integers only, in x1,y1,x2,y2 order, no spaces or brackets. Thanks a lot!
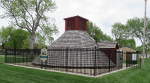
64,16,88,31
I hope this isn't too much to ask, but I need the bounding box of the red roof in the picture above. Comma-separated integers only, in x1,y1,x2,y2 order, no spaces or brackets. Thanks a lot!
64,15,88,21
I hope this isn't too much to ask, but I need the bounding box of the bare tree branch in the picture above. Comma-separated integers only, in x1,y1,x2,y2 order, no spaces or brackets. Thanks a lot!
21,1,34,26
11,10,32,33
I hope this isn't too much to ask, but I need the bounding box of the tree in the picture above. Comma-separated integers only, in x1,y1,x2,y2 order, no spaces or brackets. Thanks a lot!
126,18,150,55
112,23,129,40
112,17,150,51
0,0,57,48
0,27,29,49
0,26,47,49
6,29,29,49
34,32,46,48
88,22,113,42
38,24,58,45
116,39,136,49
0,26,15,48
126,18,144,45
112,23,136,48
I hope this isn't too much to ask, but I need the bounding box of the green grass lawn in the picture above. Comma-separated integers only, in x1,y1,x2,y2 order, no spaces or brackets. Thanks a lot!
0,57,149,83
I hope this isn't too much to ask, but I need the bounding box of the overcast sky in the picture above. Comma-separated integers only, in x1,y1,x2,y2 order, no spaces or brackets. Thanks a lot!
0,0,150,46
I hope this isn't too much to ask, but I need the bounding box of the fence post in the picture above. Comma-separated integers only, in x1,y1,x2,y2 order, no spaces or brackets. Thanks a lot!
14,49,16,64
23,50,24,64
121,51,123,68
137,51,141,69
140,56,142,68
5,49,7,63
94,46,97,76
109,53,111,72
138,51,142,68
65,48,68,72
126,53,127,68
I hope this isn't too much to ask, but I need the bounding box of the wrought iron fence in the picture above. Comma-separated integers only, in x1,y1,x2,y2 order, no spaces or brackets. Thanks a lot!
4,48,140,76
5,49,40,64
0,49,5,55
126,52,141,67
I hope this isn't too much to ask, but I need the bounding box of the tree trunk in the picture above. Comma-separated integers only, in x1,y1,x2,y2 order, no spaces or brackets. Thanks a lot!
145,46,148,58
30,32,36,49
2,42,5,49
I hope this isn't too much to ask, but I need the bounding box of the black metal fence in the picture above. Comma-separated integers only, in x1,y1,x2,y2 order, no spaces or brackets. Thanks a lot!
5,49,40,64
4,48,140,76
125,52,141,67
0,49,5,55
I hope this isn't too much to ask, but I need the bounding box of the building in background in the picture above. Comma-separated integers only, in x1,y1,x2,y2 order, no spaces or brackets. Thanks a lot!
119,47,138,67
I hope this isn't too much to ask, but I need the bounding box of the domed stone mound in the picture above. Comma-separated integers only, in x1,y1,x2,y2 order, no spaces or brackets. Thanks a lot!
49,30,96,49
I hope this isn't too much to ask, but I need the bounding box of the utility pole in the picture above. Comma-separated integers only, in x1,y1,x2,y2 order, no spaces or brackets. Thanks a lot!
143,0,147,59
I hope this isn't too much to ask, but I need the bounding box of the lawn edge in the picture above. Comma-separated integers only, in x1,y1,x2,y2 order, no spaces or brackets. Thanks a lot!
4,63,138,78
